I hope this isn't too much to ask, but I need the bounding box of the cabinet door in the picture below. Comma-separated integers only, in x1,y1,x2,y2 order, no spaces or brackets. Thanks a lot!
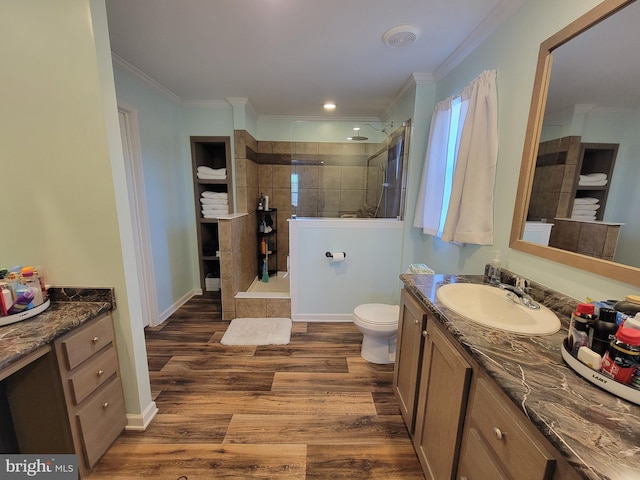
393,289,427,433
414,320,472,480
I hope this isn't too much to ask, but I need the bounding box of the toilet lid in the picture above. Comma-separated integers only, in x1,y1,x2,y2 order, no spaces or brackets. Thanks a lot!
354,303,400,326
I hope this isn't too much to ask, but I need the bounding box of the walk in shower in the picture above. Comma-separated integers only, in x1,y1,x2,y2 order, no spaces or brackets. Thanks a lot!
233,119,411,320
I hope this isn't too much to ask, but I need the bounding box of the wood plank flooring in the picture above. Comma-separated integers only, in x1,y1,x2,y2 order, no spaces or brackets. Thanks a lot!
86,294,424,479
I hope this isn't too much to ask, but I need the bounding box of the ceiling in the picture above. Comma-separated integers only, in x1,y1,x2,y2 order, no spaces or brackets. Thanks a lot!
546,0,640,115
105,0,524,119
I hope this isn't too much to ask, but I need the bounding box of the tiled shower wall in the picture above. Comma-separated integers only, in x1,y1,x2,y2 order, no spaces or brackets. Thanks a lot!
234,130,396,273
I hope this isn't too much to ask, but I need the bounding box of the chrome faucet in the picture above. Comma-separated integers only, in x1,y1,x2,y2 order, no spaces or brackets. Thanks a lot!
497,278,540,309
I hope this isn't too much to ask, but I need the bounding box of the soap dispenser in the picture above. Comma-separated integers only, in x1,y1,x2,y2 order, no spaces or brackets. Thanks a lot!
488,250,501,285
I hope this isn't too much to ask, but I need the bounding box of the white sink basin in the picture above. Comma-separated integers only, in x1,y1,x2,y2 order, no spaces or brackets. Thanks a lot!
435,283,560,335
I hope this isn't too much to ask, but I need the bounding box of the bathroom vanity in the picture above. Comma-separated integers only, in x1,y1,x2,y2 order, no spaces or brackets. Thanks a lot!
0,289,125,478
395,273,639,480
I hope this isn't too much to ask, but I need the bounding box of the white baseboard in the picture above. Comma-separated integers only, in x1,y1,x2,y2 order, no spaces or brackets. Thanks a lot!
292,313,353,322
125,400,158,431
156,288,199,325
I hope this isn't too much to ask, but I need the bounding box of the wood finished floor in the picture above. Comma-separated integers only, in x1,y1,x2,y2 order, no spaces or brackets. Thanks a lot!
86,294,424,479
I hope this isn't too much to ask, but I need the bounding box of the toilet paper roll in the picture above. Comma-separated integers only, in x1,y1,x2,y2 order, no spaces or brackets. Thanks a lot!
330,252,345,264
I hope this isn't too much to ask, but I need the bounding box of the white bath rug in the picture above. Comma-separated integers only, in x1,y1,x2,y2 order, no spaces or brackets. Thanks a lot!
220,317,292,346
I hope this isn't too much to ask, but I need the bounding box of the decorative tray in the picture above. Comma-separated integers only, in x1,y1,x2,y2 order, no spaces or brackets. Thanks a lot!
0,299,51,327
561,339,639,406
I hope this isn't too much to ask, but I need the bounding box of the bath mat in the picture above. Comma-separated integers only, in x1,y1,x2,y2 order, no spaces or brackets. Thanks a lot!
220,317,292,346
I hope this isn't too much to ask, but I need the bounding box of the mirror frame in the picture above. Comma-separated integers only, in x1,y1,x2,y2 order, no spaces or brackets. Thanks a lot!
509,0,640,287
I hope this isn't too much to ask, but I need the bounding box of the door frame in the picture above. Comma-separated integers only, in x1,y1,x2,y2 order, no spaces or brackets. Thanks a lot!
118,102,159,327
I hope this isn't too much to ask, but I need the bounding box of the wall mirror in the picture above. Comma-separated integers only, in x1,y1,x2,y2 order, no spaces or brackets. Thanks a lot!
510,0,640,287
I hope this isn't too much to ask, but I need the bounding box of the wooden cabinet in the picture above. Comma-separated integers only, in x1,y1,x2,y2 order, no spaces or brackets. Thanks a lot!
190,136,233,292
257,208,277,278
54,313,126,477
413,319,472,480
395,288,582,480
393,288,427,433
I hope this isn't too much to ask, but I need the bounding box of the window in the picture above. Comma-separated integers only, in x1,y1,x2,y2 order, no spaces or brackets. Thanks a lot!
413,70,498,245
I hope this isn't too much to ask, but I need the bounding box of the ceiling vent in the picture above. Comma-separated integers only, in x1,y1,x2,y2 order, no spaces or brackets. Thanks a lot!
382,25,420,48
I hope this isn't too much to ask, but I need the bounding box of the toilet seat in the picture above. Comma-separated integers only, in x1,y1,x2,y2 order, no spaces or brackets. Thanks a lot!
354,303,399,328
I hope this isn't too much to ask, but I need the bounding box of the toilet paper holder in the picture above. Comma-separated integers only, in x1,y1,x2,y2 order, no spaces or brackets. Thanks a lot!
325,251,346,258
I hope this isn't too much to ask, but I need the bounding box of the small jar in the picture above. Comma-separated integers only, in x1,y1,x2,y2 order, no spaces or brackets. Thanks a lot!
568,303,595,356
601,327,640,385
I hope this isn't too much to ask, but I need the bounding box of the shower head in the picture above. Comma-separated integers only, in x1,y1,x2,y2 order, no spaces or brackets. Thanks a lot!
347,126,369,141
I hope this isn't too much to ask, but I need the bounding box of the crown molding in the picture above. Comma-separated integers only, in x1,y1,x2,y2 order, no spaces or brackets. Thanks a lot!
257,114,382,123
181,100,231,109
434,0,526,81
383,73,435,118
111,53,181,105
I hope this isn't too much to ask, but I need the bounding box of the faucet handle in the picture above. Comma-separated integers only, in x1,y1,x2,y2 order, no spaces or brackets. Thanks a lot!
515,276,528,290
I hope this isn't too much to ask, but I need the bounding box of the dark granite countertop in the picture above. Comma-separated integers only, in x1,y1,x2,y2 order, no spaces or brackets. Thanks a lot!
400,273,639,480
0,287,115,374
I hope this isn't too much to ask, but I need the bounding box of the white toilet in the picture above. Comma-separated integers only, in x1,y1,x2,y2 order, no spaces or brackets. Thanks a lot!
353,303,400,364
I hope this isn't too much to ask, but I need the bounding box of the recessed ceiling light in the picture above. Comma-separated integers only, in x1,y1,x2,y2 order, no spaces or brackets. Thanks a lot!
382,25,420,48
323,102,336,110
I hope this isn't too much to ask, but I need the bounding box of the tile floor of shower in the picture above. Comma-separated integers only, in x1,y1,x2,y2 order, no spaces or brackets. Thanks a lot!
234,271,292,319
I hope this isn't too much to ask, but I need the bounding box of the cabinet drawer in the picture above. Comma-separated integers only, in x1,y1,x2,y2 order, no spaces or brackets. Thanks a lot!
458,427,508,480
468,378,555,480
59,314,114,370
68,346,118,405
76,377,126,468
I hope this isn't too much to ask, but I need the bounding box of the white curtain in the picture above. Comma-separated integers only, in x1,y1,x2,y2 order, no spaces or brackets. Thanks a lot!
412,97,453,236
413,70,498,245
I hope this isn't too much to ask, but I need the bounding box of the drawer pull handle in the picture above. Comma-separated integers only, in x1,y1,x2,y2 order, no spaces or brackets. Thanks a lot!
492,427,504,440
92,336,99,344
102,402,109,409
422,330,428,338
97,369,105,377
414,319,419,326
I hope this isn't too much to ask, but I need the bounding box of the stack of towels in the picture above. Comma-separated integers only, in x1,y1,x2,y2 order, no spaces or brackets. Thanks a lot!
578,173,607,187
197,166,226,180
201,191,229,218
571,197,600,221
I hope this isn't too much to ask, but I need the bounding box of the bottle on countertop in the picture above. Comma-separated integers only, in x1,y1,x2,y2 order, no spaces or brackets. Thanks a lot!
591,307,619,356
0,282,13,316
601,327,640,385
487,250,501,285
623,313,640,331
567,303,595,356
20,266,44,306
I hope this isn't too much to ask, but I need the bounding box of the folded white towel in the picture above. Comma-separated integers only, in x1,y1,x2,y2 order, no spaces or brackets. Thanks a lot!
572,204,600,212
202,205,229,212
201,191,228,199
579,173,607,181
203,213,229,219
197,166,226,175
200,198,229,205
578,179,607,187
573,197,599,205
571,214,597,221
197,172,226,180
